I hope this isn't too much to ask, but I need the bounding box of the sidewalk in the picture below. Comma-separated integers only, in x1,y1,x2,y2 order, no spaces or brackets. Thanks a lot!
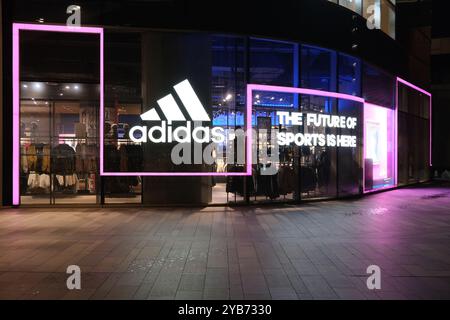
0,183,449,300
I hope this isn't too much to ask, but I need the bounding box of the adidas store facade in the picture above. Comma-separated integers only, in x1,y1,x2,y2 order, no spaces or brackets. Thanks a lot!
2,0,432,207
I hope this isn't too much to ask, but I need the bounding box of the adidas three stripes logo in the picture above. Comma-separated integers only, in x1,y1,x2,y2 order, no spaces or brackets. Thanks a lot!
140,79,211,122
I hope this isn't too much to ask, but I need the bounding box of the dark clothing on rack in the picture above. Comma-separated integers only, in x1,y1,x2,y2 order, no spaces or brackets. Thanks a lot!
104,144,143,193
52,144,76,175
119,144,143,186
256,168,279,199
278,166,295,195
104,145,121,171
75,144,97,174
300,166,316,193
226,164,245,196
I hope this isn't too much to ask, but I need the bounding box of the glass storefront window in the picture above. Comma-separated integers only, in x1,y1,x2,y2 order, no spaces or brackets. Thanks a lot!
337,100,363,196
251,95,298,203
211,36,246,204
301,45,337,92
250,38,298,109
300,96,338,199
397,84,430,185
362,63,395,108
103,32,143,204
364,103,396,191
19,30,100,205
338,53,361,96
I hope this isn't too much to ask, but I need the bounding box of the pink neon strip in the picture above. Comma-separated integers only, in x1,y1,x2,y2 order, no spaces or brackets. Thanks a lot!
396,77,432,166
429,96,432,166
12,25,20,205
12,23,103,34
12,23,103,205
396,77,431,97
395,80,399,186
362,101,366,193
101,172,251,177
249,84,370,193
246,85,253,176
100,31,105,176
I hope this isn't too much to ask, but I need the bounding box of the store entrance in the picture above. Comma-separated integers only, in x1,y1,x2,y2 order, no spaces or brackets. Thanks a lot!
19,82,100,205
16,29,102,206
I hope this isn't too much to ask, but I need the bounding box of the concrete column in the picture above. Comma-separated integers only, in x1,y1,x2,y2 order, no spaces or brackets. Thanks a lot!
141,31,212,205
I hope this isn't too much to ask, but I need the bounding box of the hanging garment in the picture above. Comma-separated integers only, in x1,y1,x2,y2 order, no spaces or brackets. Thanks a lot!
52,144,76,175
64,174,78,187
41,145,51,173
27,173,40,189
104,145,121,171
87,144,98,172
226,164,245,195
56,175,64,187
75,144,97,174
278,166,295,195
21,145,28,173
26,144,38,172
38,174,50,189
300,166,316,193
75,143,87,174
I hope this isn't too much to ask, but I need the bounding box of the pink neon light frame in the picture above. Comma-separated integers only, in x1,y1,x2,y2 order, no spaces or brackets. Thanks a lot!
12,23,104,205
100,91,253,177
363,102,396,193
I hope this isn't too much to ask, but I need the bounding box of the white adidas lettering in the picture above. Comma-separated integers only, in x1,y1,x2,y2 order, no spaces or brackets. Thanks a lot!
129,79,224,144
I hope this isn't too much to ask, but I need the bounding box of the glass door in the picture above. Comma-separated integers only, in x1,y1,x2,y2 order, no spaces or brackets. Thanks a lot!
20,82,100,205
19,93,52,205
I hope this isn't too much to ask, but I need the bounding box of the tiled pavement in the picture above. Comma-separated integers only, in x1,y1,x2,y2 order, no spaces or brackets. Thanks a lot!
0,183,450,300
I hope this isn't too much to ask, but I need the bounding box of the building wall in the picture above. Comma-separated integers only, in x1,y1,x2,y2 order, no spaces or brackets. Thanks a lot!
1,0,432,206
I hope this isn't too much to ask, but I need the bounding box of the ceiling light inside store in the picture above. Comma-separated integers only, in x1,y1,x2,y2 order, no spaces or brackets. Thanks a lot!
74,85,79,90
33,83,42,89
225,94,232,101
65,86,70,89
22,84,28,88
59,93,63,96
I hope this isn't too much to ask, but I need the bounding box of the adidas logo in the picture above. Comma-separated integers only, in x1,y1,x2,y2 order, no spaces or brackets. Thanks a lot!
129,79,225,144
140,79,210,122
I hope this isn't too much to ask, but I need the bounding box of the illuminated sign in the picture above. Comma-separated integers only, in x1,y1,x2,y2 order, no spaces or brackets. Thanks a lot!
101,79,252,176
276,111,358,148
129,79,227,144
